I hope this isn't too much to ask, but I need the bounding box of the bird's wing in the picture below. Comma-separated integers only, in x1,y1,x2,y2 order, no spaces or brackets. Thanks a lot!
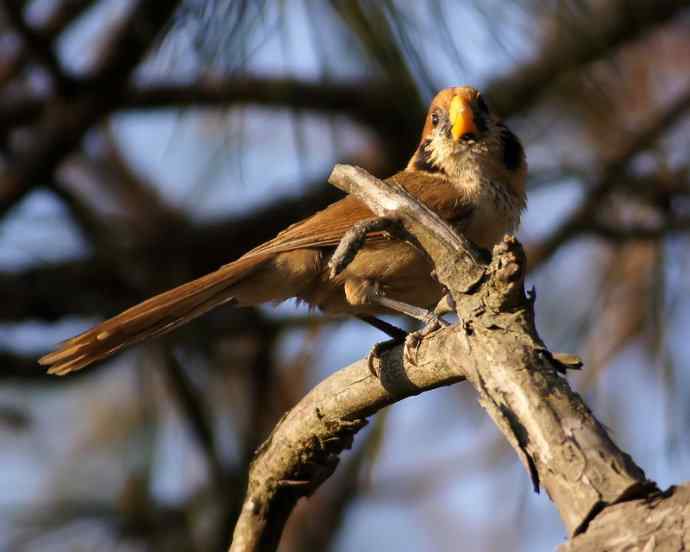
237,170,473,260
38,171,472,375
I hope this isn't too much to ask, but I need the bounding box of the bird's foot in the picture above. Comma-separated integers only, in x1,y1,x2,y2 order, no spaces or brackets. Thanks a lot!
402,315,449,366
367,335,405,378
329,217,400,278
367,314,449,377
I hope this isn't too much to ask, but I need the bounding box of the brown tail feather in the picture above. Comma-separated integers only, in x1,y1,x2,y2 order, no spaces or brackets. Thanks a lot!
39,255,268,375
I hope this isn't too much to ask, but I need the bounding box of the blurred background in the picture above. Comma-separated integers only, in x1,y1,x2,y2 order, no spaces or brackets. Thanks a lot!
1,0,689,550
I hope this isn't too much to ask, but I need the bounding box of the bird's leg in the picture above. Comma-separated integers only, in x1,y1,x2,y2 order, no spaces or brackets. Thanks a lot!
374,293,459,367
371,295,447,325
356,315,407,339
401,316,448,366
360,286,450,374
401,292,459,361
328,217,401,278
332,216,450,374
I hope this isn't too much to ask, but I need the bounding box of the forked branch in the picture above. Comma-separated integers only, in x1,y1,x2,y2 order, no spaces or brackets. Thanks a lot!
229,164,655,552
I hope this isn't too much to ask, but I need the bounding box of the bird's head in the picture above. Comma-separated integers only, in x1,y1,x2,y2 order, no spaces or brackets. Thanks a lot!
407,86,526,198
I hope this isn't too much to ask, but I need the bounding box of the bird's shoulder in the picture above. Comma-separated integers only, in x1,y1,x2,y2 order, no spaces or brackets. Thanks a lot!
387,170,474,222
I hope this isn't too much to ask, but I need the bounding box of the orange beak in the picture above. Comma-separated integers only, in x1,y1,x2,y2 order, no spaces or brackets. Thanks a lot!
449,95,477,141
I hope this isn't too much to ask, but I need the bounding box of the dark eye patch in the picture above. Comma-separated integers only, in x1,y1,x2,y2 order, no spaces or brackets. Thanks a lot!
431,111,440,127
498,124,524,171
412,139,443,174
469,96,489,133
473,107,488,133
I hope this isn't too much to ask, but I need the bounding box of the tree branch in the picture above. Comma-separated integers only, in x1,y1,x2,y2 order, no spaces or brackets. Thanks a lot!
228,165,654,551
1,0,75,94
0,0,182,217
528,85,690,270
485,0,690,117
126,77,395,125
161,348,225,488
39,0,99,38
229,335,464,552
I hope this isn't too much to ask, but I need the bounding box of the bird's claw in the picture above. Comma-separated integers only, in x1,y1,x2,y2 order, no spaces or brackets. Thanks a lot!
367,336,405,377
403,315,448,365
368,315,449,376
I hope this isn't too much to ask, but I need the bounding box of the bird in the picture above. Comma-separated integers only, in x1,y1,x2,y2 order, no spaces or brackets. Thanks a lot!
39,86,527,376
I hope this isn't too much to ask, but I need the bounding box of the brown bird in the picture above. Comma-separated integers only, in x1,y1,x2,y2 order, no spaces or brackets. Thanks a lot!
39,86,527,375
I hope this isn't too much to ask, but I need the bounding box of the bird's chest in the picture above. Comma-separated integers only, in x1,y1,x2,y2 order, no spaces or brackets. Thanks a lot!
461,182,521,249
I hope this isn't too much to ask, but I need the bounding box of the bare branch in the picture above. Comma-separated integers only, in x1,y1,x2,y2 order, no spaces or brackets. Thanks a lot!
126,77,396,124
229,165,653,551
0,0,182,217
39,0,99,38
161,349,225,488
528,85,690,270
485,0,690,117
229,336,465,552
1,0,75,93
327,166,651,533
328,164,485,293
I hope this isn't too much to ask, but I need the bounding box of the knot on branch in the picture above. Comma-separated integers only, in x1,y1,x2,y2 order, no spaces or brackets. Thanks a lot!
485,235,527,310
290,415,368,498
245,414,367,510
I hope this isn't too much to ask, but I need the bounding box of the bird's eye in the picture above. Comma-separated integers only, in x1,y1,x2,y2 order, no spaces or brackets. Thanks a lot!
431,112,440,127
